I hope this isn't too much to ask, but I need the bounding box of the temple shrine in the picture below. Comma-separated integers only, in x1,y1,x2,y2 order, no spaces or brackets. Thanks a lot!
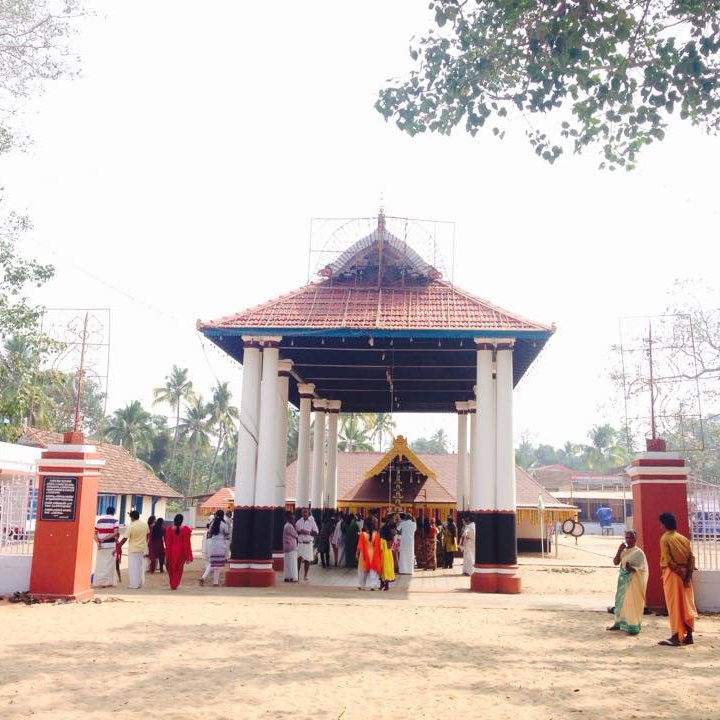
199,212,556,592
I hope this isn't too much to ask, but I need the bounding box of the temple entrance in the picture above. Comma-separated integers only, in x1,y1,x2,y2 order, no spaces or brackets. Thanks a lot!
199,212,556,592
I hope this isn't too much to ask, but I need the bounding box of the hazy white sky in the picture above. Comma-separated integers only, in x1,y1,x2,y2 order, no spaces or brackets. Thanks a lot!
2,0,719,450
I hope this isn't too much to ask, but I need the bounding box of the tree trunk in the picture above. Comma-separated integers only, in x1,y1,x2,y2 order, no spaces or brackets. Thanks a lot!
169,399,180,479
207,427,223,492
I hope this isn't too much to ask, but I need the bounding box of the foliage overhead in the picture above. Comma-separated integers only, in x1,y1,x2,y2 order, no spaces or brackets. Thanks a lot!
0,213,55,340
0,0,82,152
376,0,720,169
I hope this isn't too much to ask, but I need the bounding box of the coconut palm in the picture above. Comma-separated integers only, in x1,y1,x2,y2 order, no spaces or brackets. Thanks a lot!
152,366,194,480
178,395,211,493
286,405,300,464
206,381,239,490
361,412,396,452
338,414,373,452
103,400,154,456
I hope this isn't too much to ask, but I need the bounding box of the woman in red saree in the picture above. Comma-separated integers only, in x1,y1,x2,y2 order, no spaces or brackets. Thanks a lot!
164,513,194,590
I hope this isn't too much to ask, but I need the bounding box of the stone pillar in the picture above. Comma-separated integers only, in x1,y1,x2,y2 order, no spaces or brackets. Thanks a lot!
494,340,520,593
455,401,469,511
295,383,315,514
310,399,328,524
326,400,341,512
29,432,105,601
226,338,263,587
627,439,689,611
471,340,498,592
467,399,476,508
248,338,282,587
272,359,292,572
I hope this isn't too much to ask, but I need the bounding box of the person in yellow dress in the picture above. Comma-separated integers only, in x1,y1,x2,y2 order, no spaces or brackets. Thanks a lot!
380,517,396,591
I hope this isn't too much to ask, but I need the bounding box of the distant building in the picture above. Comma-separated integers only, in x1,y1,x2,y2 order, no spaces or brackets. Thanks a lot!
18,428,181,523
532,464,632,529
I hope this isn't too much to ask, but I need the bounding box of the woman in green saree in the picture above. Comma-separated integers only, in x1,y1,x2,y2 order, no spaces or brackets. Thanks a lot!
608,530,648,635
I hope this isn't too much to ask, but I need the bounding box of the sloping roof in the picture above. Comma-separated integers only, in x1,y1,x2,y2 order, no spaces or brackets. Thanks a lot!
200,487,234,509
322,225,439,280
18,428,181,499
285,452,572,509
344,472,453,505
363,435,436,480
200,279,551,333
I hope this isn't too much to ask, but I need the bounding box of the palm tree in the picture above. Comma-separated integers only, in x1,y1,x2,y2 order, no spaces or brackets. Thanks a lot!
338,414,374,452
430,428,449,453
206,381,239,490
152,366,194,480
361,412,396,451
286,405,299,464
220,425,238,487
178,395,211,494
103,401,154,456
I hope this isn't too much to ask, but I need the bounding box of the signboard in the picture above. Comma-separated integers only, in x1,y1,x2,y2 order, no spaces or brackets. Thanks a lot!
40,476,78,522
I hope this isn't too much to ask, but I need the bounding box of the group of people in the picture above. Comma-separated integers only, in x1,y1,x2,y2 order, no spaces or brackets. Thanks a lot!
608,512,698,646
281,509,478,589
93,505,196,591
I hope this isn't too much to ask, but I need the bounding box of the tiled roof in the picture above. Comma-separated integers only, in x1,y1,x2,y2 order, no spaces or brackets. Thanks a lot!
201,279,551,333
285,452,571,508
200,487,234,509
18,428,181,499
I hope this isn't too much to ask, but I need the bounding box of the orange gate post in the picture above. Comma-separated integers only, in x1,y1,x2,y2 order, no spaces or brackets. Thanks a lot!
29,432,105,601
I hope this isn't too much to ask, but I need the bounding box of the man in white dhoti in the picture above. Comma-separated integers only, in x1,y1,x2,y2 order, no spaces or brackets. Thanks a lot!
283,511,299,582
93,505,119,587
295,507,318,581
125,510,149,589
397,513,417,575
461,514,476,576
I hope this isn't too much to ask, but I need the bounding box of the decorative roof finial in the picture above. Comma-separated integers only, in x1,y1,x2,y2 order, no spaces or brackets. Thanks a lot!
378,193,385,230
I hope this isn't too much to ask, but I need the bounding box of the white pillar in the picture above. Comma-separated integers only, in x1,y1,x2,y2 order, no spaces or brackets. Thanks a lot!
495,341,515,511
295,383,315,510
455,401,469,510
275,360,293,508
467,399,476,509
310,399,328,511
234,338,263,507
326,400,341,509
254,340,282,508
474,340,496,510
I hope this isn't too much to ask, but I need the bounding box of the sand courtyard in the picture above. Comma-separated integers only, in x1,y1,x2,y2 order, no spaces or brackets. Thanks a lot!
1,535,719,720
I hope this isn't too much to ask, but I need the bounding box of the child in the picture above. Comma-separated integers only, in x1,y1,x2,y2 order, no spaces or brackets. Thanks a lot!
115,537,127,583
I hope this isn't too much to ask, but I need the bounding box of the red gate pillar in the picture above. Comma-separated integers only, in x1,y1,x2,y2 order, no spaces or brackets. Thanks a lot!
29,432,104,601
627,439,689,611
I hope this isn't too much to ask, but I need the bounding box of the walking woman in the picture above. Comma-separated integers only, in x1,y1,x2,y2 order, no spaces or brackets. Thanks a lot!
200,509,230,586
165,513,194,590
149,518,166,572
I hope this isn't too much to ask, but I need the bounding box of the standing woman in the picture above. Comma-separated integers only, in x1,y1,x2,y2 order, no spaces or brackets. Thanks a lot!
165,514,194,590
149,518,166,573
332,514,346,567
443,516,458,569
200,509,230,587
146,515,156,571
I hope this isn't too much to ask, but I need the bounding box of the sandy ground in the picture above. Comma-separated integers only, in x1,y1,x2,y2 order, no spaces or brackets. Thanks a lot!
1,535,719,720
